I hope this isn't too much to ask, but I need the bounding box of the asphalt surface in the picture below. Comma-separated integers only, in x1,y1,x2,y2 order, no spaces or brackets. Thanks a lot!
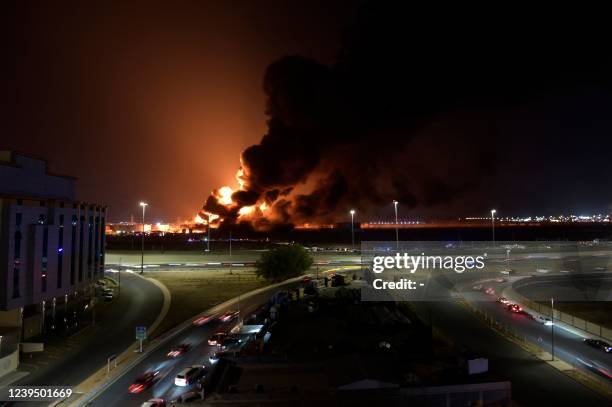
13,272,164,402
75,248,611,406
413,299,610,406
87,286,286,406
461,276,612,380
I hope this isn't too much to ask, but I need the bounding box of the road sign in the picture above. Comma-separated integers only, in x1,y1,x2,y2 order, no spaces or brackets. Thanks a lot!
135,326,147,340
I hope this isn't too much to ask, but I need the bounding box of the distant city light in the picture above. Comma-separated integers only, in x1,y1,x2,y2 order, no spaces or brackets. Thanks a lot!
105,212,611,235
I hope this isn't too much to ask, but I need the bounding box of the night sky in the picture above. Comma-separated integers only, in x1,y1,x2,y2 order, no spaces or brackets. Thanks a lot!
7,2,612,223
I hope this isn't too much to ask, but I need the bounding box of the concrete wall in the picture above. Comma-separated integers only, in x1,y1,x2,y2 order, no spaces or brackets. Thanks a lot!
0,349,18,379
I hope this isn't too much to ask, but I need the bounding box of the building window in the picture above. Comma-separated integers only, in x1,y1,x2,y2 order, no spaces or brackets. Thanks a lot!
57,219,64,289
78,216,84,282
13,216,22,299
100,216,106,267
87,216,93,278
71,215,77,285
94,216,100,274
42,226,48,293
14,231,22,261
12,268,20,299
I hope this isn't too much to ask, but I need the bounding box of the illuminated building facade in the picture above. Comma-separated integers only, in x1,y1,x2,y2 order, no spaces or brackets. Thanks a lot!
0,152,106,377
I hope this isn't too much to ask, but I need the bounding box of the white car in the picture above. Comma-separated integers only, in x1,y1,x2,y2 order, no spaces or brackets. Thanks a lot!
533,315,554,326
175,366,205,386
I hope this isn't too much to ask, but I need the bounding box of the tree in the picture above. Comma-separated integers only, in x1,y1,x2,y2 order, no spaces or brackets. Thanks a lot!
255,244,313,282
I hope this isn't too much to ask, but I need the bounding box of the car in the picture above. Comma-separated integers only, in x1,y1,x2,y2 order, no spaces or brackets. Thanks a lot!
167,343,191,358
172,391,202,403
217,336,241,350
484,287,495,295
129,370,159,393
208,333,227,346
209,349,241,365
193,314,215,326
140,399,166,407
218,311,239,322
472,284,483,291
495,277,507,283
209,352,221,365
301,275,313,284
175,366,205,387
533,315,554,326
584,338,612,353
497,296,509,305
507,304,522,313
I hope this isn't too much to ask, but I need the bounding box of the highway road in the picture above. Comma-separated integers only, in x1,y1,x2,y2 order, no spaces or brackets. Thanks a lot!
460,275,612,381
78,280,298,406
1,272,164,407
73,247,611,405
12,272,162,386
412,298,611,406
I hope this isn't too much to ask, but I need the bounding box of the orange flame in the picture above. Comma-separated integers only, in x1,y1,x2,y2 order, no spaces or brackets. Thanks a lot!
217,186,234,205
236,168,247,190
238,205,255,216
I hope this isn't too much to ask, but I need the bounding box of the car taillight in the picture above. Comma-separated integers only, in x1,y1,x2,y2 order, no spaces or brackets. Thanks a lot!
129,384,143,393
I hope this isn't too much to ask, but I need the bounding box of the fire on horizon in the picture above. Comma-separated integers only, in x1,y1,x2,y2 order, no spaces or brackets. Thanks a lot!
105,213,612,235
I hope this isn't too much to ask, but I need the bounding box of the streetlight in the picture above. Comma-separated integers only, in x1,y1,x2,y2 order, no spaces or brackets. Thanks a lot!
393,200,399,251
350,210,356,251
551,297,555,361
139,202,148,275
207,213,212,252
490,209,497,246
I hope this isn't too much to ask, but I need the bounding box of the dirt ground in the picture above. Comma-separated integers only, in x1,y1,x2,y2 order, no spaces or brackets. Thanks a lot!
145,268,268,336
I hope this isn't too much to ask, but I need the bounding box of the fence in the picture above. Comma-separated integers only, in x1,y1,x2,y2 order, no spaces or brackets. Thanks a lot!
506,281,612,342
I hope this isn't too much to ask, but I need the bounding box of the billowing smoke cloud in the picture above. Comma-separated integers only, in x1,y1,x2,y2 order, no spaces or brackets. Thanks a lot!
203,53,495,228
203,3,611,229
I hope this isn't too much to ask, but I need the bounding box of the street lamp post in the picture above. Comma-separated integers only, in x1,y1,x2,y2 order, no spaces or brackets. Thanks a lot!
551,297,555,361
207,214,211,252
393,200,399,251
139,202,148,275
490,209,497,246
350,210,356,251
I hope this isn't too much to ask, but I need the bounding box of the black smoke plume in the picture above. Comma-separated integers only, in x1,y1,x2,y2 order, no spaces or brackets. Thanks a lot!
204,3,612,228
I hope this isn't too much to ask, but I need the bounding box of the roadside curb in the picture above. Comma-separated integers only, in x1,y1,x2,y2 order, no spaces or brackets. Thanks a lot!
132,273,172,336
